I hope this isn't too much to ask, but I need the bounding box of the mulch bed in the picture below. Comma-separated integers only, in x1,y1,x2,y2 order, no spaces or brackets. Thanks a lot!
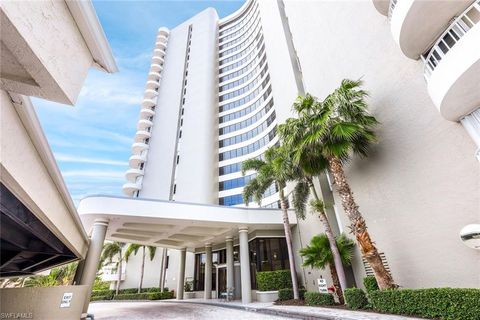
274,299,306,306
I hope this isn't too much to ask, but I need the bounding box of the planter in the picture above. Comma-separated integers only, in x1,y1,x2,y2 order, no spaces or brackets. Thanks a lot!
256,290,279,303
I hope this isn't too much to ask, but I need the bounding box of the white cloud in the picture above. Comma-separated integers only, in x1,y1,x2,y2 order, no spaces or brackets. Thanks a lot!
54,153,128,166
79,68,144,106
62,170,125,179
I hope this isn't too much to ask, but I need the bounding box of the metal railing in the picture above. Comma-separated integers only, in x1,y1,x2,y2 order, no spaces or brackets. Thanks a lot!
387,0,398,21
423,0,480,79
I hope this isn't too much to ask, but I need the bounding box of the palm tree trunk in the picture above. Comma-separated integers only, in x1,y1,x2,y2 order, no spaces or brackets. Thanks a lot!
279,188,300,300
139,246,146,294
327,157,396,289
159,248,166,290
308,178,347,302
116,257,122,295
328,261,344,304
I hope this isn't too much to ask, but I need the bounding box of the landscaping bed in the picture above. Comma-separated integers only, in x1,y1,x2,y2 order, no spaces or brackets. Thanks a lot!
273,277,480,320
91,287,174,301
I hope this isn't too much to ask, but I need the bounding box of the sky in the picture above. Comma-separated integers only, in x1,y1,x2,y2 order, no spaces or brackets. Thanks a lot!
33,1,243,205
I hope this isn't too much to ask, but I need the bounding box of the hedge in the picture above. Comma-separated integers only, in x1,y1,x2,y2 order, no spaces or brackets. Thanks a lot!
344,288,368,309
112,291,174,301
369,288,480,320
90,295,113,302
304,292,335,306
91,288,173,301
256,270,292,291
91,289,114,298
278,288,306,301
363,276,379,294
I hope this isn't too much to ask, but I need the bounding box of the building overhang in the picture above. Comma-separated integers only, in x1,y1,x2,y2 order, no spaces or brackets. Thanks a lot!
0,0,117,105
78,195,297,251
1,92,89,277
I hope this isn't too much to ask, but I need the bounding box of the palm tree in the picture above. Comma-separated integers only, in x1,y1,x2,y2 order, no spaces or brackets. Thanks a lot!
24,262,78,287
300,233,354,303
101,241,124,295
279,121,348,302
282,80,396,289
242,146,300,300
125,244,157,293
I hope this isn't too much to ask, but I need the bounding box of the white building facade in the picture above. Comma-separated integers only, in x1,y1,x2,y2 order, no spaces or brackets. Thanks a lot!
79,0,480,303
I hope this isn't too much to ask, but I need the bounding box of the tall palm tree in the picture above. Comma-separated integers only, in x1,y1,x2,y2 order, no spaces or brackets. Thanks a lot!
279,121,348,302
101,241,124,295
282,80,396,289
242,146,300,300
300,233,354,304
125,244,157,293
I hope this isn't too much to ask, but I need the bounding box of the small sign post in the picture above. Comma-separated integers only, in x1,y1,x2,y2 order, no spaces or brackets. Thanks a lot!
317,278,328,293
60,292,73,308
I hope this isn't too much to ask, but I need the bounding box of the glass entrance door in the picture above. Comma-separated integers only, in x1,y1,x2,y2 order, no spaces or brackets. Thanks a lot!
217,266,227,298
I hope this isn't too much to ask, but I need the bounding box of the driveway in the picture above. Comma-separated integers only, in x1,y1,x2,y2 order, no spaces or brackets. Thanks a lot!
88,301,290,320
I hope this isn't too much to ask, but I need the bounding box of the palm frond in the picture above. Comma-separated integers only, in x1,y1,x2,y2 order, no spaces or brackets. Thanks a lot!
241,159,265,175
147,246,157,261
292,180,310,220
124,243,141,262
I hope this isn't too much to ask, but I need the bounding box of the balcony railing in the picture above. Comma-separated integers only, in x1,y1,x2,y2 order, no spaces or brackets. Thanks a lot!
387,0,397,21
423,1,480,79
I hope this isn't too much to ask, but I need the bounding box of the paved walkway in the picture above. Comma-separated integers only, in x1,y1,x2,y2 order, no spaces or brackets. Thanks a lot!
180,298,424,320
88,301,288,320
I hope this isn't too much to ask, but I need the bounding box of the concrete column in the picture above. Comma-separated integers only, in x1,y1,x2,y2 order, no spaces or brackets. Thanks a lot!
239,227,251,304
226,237,234,293
176,248,186,300
79,218,109,313
204,243,212,299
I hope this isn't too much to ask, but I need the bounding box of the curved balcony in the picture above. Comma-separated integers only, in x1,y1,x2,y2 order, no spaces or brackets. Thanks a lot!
140,107,155,118
141,98,156,108
157,35,168,43
150,63,163,72
155,41,167,50
129,153,147,167
132,142,149,154
134,130,151,142
372,0,389,16
153,48,165,56
158,27,169,37
424,1,480,121
125,168,144,183
390,0,474,59
151,55,165,65
122,182,141,197
148,71,161,81
144,89,158,99
146,80,160,90
137,119,153,131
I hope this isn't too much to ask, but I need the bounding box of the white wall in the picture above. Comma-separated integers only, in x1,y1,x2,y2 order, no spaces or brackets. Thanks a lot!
118,247,194,291
283,0,480,289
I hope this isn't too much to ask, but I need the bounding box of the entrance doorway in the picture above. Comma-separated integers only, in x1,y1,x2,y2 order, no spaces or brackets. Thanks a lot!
216,265,226,298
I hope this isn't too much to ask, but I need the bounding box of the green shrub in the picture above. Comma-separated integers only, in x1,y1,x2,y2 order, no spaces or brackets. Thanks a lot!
277,288,306,301
92,277,110,291
363,276,379,294
256,270,292,291
118,288,138,295
91,289,114,297
142,287,162,293
113,291,174,301
90,295,113,302
369,288,480,320
344,288,368,309
304,292,335,306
